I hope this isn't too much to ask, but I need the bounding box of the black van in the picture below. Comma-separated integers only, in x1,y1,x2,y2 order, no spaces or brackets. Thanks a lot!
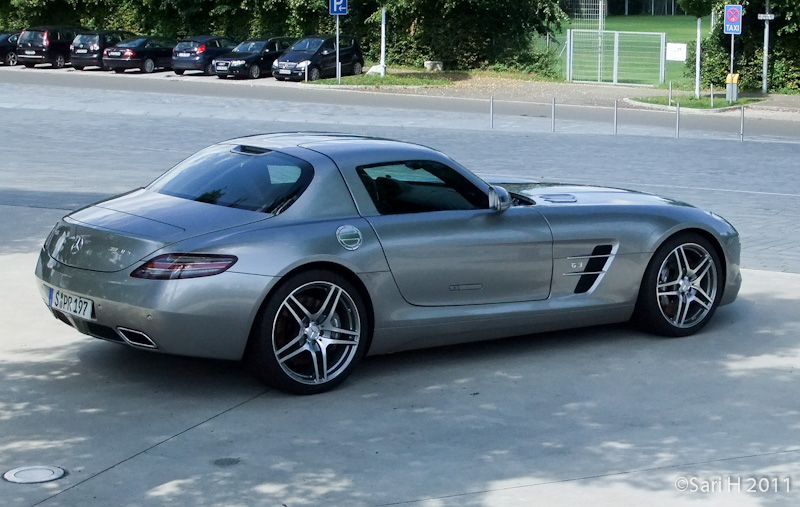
17,26,83,68
271,34,363,81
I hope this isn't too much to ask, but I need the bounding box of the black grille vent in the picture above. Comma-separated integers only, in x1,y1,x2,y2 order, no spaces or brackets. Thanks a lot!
86,322,125,343
574,245,614,294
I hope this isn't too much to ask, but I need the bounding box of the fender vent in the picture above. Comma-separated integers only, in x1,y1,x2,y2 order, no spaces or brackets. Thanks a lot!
572,245,614,294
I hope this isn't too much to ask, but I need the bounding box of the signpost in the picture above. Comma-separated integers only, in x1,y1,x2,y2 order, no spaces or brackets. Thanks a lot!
760,1,775,94
723,5,742,103
330,0,348,83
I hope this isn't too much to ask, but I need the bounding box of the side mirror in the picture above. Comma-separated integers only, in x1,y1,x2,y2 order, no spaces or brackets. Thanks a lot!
321,49,330,56
488,185,511,212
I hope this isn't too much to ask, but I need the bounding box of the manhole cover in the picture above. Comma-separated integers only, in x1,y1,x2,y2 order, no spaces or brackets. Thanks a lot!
3,466,66,484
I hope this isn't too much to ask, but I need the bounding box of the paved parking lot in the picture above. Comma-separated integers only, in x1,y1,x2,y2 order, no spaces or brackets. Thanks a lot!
1,73,800,506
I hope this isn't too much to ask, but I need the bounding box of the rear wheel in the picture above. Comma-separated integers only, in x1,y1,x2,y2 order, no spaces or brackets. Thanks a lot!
113,68,124,73
53,54,65,68
5,51,18,66
636,233,723,337
247,270,369,394
141,58,155,73
204,62,215,76
174,69,185,75
248,64,261,79
352,61,363,76
73,65,84,71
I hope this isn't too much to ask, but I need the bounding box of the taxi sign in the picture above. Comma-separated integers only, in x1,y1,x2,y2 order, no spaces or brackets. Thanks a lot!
724,5,742,35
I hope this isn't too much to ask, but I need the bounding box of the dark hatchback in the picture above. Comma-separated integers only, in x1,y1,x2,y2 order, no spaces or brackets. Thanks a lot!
71,30,136,70
103,36,176,73
272,34,363,81
1,31,20,66
214,37,293,79
172,35,237,75
17,26,83,68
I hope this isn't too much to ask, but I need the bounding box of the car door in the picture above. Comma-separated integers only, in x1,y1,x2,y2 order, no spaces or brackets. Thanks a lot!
356,160,553,306
318,38,336,77
158,38,174,67
259,39,278,72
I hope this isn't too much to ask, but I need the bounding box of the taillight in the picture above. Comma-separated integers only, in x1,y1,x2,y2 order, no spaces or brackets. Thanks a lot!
123,49,135,58
70,44,74,51
43,32,49,47
131,254,238,280
196,44,206,54
103,48,110,56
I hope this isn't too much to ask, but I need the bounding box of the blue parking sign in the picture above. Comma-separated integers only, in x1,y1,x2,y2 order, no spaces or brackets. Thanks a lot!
330,0,348,15
724,5,742,35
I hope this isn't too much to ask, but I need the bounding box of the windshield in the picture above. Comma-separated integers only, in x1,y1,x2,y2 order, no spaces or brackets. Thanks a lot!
73,34,99,45
233,41,265,53
148,145,314,214
19,30,46,45
290,38,323,52
117,38,146,48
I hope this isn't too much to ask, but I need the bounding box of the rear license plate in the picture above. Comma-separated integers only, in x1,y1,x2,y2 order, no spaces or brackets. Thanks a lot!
178,52,190,57
25,50,35,55
279,69,291,75
76,49,88,54
49,287,93,320
109,51,121,57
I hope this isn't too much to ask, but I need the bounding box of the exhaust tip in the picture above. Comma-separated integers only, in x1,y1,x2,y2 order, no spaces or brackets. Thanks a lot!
117,327,158,349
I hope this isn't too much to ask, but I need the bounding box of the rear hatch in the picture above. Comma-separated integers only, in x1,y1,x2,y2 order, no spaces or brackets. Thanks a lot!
17,29,47,57
174,40,203,59
47,189,270,272
72,34,99,57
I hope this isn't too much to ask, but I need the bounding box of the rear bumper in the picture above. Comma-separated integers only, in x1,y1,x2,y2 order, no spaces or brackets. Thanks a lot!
71,54,104,67
172,58,207,71
35,249,277,360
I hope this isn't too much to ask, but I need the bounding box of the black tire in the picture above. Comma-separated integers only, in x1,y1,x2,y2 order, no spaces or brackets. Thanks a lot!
5,51,18,66
247,269,370,394
307,66,320,81
204,62,215,76
217,74,227,79
635,233,723,337
24,62,35,68
174,69,185,75
352,61,363,76
275,76,285,81
113,68,125,73
73,65,84,71
53,54,65,69
140,58,155,73
248,64,261,79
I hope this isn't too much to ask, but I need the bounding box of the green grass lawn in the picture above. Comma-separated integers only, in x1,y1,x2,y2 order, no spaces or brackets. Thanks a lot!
634,95,763,109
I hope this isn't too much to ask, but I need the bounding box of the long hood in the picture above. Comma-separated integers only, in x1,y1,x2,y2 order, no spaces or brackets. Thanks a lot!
277,50,314,63
503,182,688,208
47,189,269,272
217,51,257,61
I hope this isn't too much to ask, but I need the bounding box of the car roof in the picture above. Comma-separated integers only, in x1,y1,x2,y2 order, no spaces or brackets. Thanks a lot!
25,26,82,31
178,35,219,42
77,29,132,35
220,132,441,159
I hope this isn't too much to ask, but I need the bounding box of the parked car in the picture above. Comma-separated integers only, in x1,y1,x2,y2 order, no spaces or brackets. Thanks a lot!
1,31,20,66
103,36,176,73
213,37,293,79
17,26,83,68
71,30,136,70
171,35,237,75
272,34,363,81
34,133,741,394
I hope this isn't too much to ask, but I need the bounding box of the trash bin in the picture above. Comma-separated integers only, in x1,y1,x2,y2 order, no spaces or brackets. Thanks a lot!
726,73,740,103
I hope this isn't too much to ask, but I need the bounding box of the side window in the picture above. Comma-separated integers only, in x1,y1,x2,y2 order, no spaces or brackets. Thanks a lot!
208,39,219,48
145,39,156,49
279,40,291,50
340,38,352,49
356,161,488,215
221,38,236,48
9,34,18,44
321,40,334,52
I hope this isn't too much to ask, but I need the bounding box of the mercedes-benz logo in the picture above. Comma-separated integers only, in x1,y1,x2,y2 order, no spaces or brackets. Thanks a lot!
70,236,85,254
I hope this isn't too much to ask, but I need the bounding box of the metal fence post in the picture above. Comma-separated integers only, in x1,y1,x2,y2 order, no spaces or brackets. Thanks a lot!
613,32,620,85
669,81,673,107
710,84,714,108
551,98,556,133
614,99,618,135
490,96,494,130
740,106,745,142
675,102,680,138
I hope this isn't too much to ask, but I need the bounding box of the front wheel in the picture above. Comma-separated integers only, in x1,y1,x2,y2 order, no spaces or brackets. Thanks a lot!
248,64,261,79
247,270,370,394
204,62,215,76
174,69,185,75
307,66,320,81
636,233,723,337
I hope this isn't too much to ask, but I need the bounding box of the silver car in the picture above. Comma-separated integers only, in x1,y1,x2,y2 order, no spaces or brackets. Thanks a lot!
35,133,741,394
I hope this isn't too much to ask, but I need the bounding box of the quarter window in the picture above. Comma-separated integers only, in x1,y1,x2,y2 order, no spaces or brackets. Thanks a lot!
356,161,488,215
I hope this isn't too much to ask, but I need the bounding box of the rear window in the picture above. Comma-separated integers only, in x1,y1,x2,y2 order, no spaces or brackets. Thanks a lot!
118,38,146,48
74,34,99,45
19,30,45,45
148,145,314,214
175,41,201,50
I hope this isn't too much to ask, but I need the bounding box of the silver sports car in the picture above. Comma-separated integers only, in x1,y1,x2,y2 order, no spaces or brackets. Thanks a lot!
35,133,741,394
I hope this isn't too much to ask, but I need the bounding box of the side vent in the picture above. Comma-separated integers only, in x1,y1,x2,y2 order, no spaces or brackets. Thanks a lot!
569,245,614,294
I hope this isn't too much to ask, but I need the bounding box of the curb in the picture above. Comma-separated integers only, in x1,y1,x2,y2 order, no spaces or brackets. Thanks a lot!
622,98,745,115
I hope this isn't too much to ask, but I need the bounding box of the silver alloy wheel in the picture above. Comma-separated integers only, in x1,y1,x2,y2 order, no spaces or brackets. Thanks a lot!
308,67,320,81
352,62,362,75
5,52,17,66
248,64,260,79
655,243,717,328
143,58,155,73
55,54,65,68
272,280,361,385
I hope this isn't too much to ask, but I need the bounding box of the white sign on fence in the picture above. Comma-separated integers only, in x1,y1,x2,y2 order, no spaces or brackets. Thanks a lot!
666,43,688,62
